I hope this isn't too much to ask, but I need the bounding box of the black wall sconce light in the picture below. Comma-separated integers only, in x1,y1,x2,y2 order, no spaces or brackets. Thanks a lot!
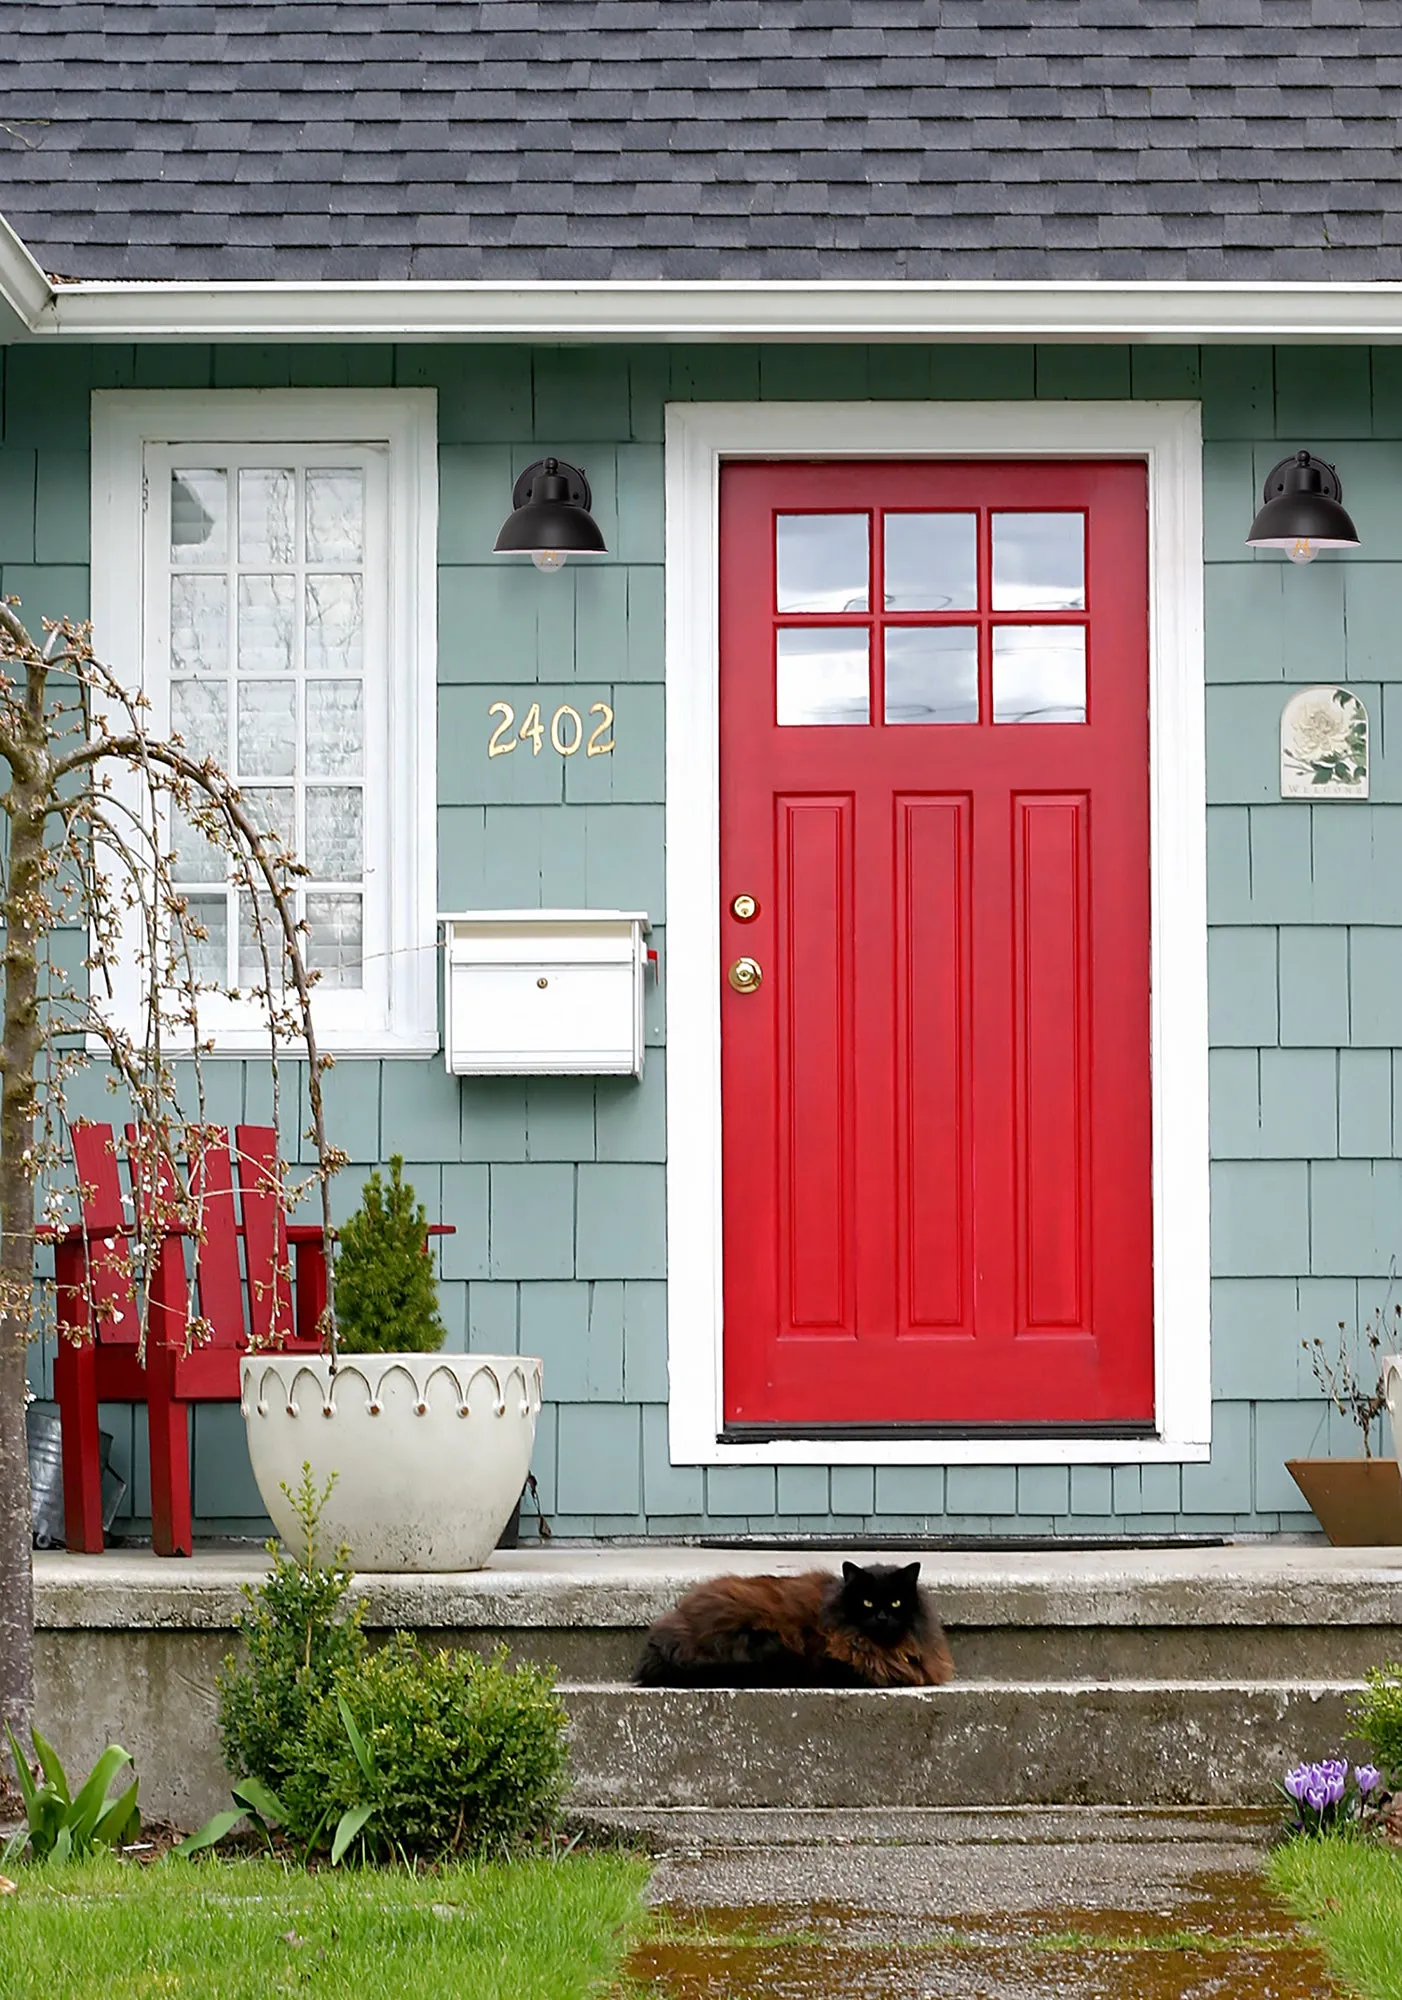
493,457,608,572
1246,450,1361,565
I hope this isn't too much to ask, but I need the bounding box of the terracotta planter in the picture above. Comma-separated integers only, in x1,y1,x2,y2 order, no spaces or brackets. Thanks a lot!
1285,1456,1402,1547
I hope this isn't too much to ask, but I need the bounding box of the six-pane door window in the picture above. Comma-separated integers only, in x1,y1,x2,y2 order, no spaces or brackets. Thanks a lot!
774,508,1088,728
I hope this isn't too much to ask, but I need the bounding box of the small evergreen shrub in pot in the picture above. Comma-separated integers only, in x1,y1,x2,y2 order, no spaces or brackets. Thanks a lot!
241,1159,542,1571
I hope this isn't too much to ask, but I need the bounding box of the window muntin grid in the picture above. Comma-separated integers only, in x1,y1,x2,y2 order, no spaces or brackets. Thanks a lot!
774,507,1089,727
162,453,383,995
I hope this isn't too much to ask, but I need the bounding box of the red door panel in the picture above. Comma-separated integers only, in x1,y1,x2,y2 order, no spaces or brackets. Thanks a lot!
719,458,1154,1432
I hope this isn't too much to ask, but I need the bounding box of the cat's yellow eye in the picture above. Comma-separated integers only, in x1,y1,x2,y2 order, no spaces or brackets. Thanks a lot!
891,1599,902,1609
862,1599,873,1609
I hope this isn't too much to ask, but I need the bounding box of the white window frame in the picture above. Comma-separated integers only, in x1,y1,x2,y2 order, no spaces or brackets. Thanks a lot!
664,399,1209,1468
90,389,439,1057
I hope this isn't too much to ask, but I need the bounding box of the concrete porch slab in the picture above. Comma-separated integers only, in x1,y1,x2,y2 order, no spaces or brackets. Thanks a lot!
32,1538,1402,1631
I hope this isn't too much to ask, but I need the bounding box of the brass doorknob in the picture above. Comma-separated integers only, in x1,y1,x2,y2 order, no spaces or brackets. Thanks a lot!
728,956,763,993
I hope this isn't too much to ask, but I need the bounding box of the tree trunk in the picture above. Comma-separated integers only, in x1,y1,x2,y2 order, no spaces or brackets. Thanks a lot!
0,747,50,1739
0,1337,32,1741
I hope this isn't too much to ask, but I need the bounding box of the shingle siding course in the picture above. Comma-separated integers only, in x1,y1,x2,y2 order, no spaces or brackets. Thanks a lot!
4,1,1402,280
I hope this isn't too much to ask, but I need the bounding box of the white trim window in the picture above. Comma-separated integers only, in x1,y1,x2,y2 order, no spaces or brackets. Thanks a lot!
90,391,439,1056
664,399,1209,1469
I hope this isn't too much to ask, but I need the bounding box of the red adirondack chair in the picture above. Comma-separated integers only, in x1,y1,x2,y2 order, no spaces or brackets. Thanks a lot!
51,1121,329,1557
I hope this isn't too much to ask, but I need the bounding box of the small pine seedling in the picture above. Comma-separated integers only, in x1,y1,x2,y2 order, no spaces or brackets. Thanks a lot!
332,1156,446,1354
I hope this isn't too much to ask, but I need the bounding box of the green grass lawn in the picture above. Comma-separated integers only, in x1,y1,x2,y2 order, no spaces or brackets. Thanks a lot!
1267,1837,1402,2000
0,1849,650,2000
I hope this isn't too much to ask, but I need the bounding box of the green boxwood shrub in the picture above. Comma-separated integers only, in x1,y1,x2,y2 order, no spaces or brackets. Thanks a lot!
293,1636,569,1861
216,1470,568,1861
333,1156,446,1354
216,1473,366,1809
1354,1662,1402,1781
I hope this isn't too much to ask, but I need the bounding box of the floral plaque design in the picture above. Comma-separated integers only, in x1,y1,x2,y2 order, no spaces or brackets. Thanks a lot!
1280,685,1369,799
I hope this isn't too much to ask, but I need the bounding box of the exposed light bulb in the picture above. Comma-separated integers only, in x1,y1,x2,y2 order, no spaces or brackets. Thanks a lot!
530,548,567,572
1288,537,1318,564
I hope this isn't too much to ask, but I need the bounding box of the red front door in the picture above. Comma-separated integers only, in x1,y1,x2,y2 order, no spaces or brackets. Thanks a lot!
719,459,1153,1432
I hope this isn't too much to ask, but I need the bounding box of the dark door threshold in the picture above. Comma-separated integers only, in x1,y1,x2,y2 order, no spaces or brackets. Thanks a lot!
721,1422,1160,1443
596,1533,1228,1552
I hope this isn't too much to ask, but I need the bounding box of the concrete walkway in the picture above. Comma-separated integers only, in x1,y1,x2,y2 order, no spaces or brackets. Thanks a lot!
614,1807,1336,1998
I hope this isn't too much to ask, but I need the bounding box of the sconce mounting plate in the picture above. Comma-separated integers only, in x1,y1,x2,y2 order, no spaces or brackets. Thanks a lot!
511,459,593,512
1259,452,1343,504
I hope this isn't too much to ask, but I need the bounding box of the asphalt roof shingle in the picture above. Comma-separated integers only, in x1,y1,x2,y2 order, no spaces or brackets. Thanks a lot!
4,0,1402,282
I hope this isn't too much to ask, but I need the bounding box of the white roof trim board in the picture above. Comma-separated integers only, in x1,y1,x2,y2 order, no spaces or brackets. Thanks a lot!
0,210,52,331
12,260,1402,345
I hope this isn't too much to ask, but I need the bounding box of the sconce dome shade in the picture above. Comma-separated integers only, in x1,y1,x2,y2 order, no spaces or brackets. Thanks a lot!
1246,450,1360,552
493,457,608,555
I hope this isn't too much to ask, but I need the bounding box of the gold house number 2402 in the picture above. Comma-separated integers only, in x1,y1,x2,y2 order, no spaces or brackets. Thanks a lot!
487,700,615,759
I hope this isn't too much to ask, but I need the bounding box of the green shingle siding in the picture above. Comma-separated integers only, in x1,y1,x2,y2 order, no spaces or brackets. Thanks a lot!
8,337,1399,1542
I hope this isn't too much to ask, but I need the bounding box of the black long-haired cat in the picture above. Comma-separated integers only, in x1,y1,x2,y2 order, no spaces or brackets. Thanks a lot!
632,1560,954,1688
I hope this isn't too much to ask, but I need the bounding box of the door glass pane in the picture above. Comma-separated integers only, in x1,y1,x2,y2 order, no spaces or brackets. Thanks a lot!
776,514,869,612
776,629,870,726
170,575,227,675
305,469,365,564
305,575,365,674
884,514,977,611
238,681,297,777
170,470,227,566
306,787,363,880
237,575,295,673
170,679,228,763
992,513,1086,610
238,469,296,566
306,681,364,776
305,892,363,989
992,627,1087,723
885,627,979,724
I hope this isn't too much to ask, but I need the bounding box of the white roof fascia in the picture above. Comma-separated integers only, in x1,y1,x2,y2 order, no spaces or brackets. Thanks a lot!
29,277,1402,343
0,212,53,333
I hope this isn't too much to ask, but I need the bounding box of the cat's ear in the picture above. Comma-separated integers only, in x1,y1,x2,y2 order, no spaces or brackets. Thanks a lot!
900,1561,921,1584
841,1561,861,1582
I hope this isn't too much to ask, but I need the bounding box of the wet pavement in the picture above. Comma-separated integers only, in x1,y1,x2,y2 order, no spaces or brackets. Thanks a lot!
617,1808,1337,1998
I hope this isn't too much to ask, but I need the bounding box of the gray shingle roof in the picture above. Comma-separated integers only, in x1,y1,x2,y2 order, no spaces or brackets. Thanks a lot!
4,0,1402,283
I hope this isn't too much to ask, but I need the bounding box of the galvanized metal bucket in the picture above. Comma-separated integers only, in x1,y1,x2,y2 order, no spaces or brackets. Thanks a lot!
26,1400,126,1548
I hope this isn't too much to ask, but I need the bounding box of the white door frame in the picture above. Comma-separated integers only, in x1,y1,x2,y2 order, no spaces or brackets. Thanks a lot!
663,399,1209,1469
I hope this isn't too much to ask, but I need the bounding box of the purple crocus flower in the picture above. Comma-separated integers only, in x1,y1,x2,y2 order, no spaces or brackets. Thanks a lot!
1284,1764,1313,1801
1320,1757,1349,1784
1321,1768,1347,1807
1303,1780,1330,1813
1355,1765,1383,1795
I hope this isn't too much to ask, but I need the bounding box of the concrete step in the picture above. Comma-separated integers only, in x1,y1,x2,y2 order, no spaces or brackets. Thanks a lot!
463,1615,1402,1683
558,1678,1365,1809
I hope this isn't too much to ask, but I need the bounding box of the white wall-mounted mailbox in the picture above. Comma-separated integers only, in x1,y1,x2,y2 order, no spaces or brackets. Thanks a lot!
439,910,651,1077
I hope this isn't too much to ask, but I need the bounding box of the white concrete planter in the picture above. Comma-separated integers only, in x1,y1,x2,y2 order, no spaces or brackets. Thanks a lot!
1386,1354,1402,1473
240,1353,542,1572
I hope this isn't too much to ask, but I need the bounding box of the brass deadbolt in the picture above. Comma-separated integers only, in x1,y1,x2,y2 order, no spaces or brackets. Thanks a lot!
731,893,759,922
